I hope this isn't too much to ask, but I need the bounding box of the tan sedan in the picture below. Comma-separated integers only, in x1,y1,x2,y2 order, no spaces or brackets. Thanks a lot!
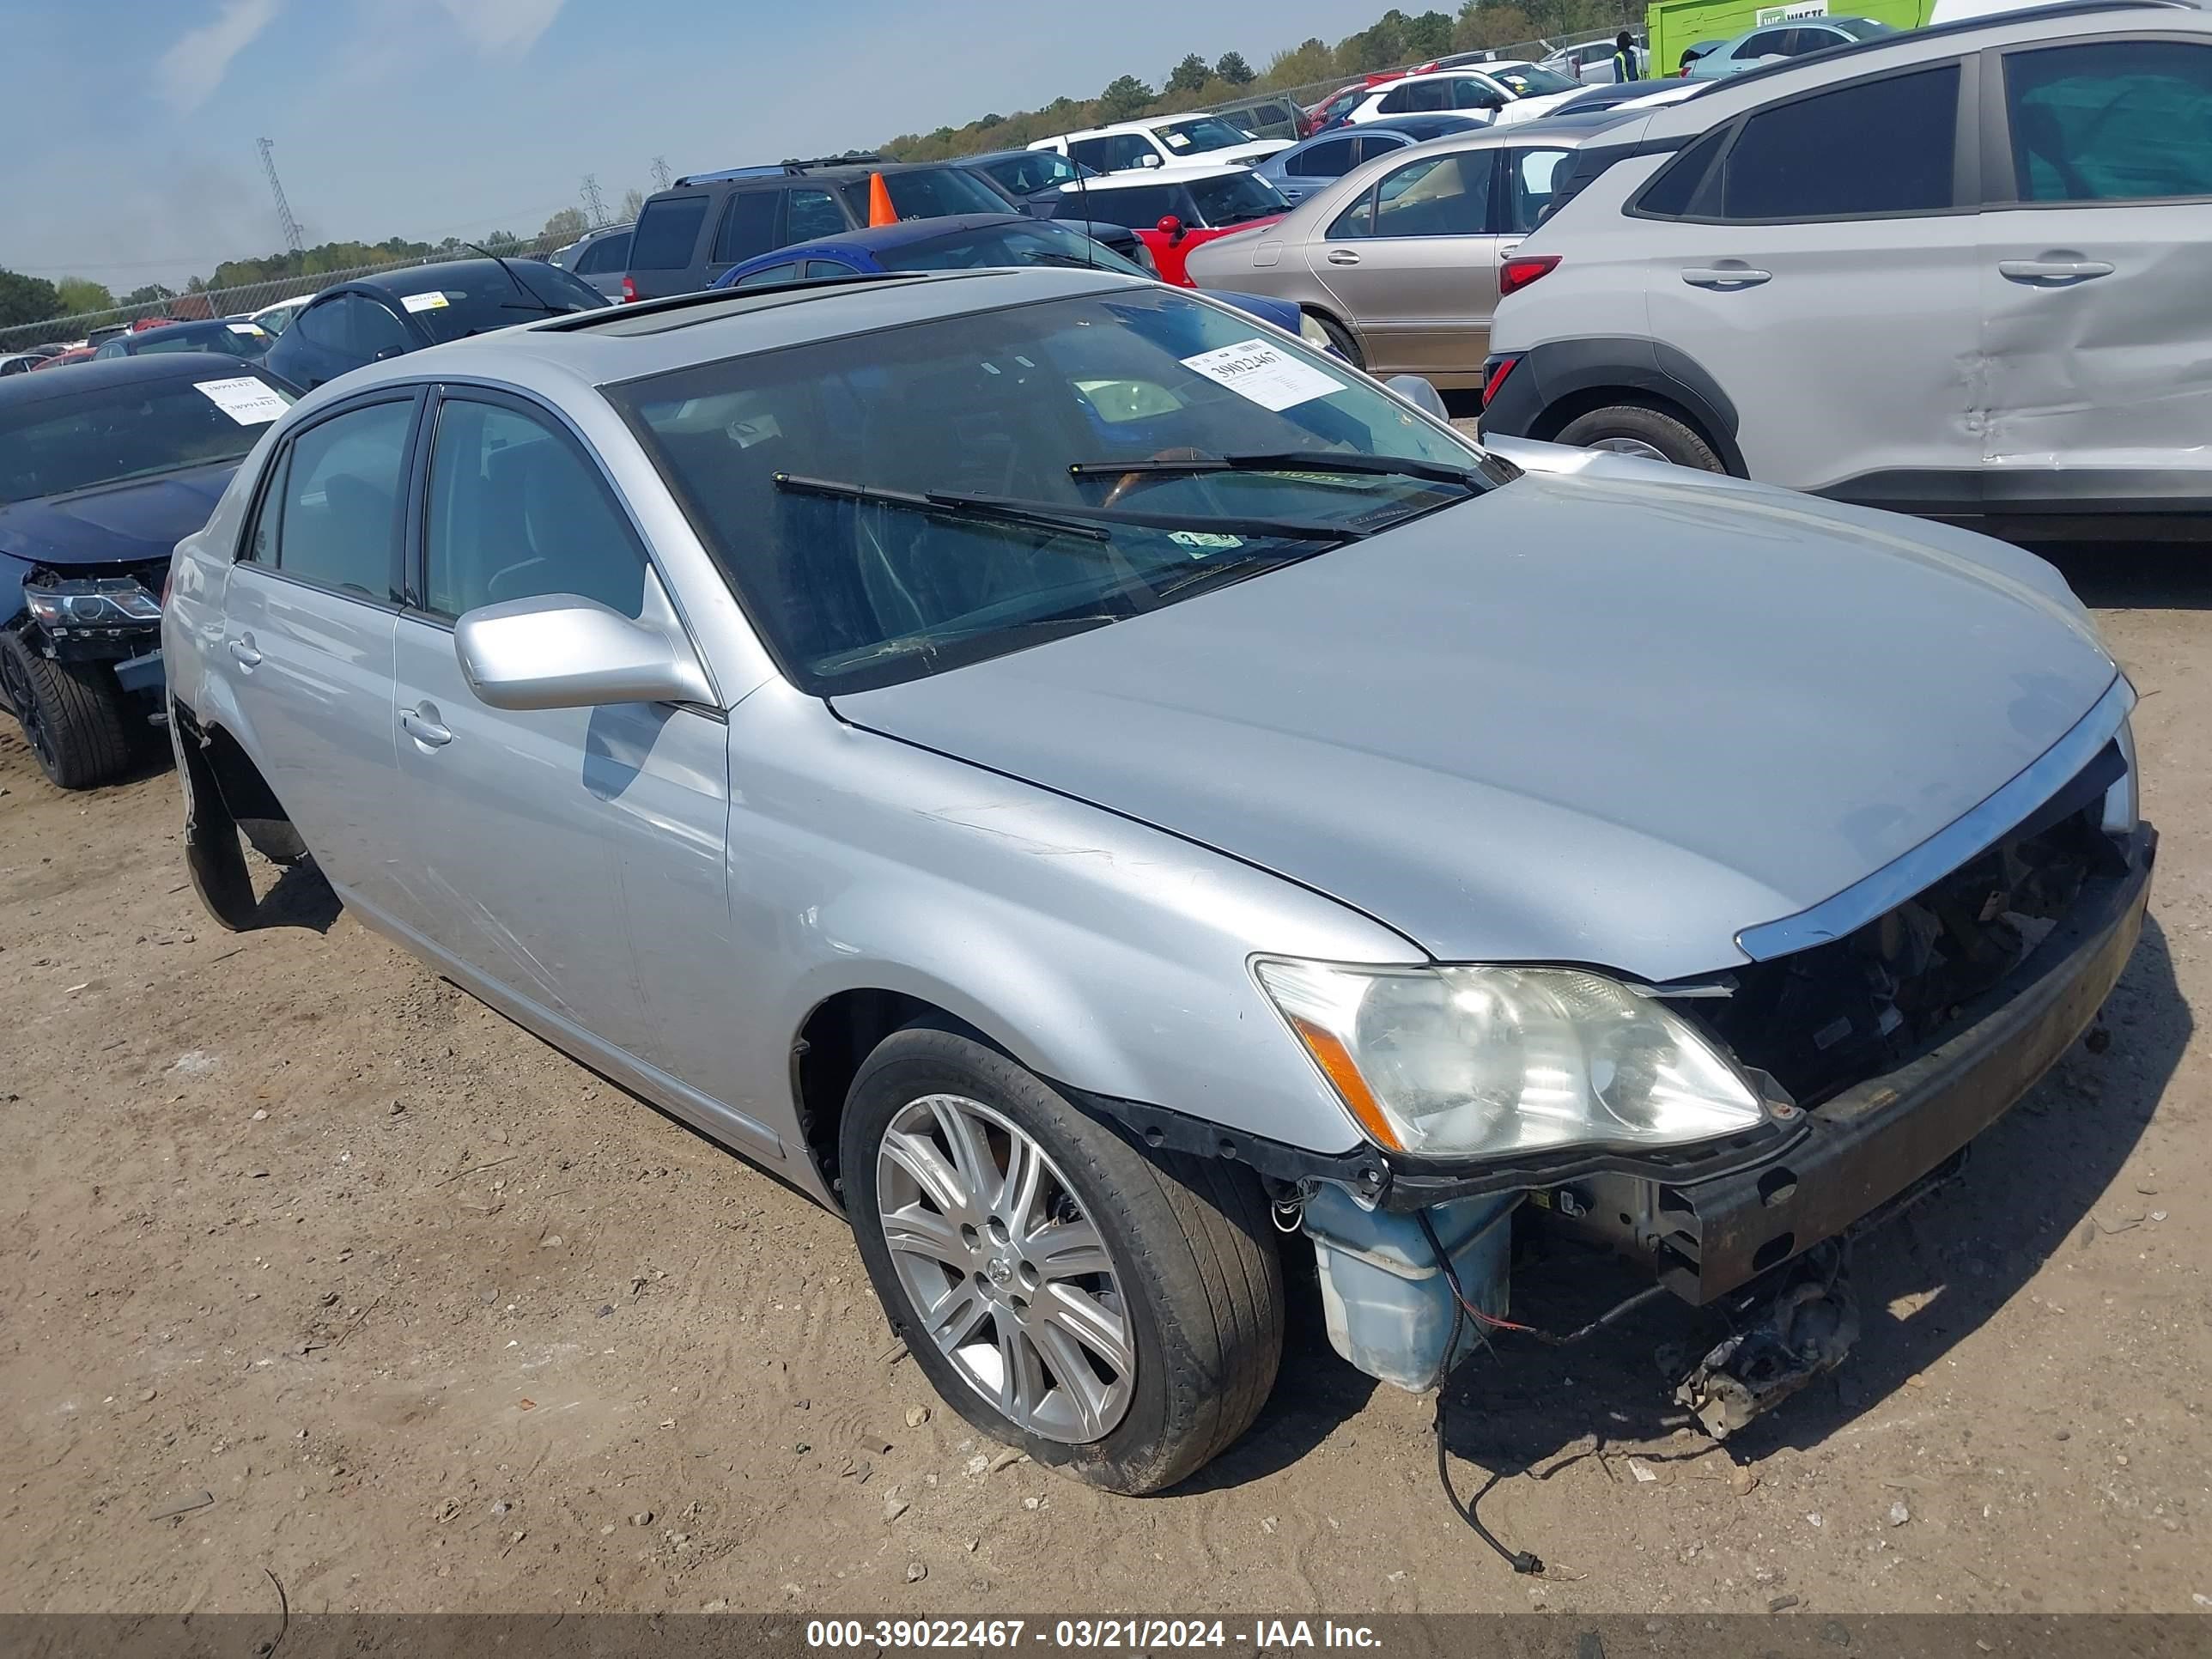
1182,121,1610,389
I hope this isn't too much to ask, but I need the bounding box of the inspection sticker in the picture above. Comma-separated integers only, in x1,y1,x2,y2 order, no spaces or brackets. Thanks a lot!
401,290,452,313
227,322,265,335
1180,338,1340,412
194,377,288,425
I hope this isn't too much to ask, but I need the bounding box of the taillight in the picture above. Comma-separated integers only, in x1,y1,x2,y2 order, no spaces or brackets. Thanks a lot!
1480,356,1520,408
620,274,639,303
1498,254,1559,299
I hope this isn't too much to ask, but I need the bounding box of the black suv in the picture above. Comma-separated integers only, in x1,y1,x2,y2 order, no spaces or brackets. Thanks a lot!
623,157,1016,300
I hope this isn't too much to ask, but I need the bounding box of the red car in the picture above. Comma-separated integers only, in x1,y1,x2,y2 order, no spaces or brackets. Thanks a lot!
1048,165,1290,287
1305,70,1412,132
30,347,97,371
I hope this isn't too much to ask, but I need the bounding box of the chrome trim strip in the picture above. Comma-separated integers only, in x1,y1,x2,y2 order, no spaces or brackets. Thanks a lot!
1736,674,2134,961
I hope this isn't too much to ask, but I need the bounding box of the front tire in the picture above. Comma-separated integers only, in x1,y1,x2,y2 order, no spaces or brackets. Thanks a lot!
842,1026,1283,1494
1304,310,1364,369
1553,403,1725,471
0,629,131,789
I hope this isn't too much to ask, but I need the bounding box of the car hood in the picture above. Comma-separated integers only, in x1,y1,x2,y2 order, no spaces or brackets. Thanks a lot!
0,460,238,569
835,468,2118,981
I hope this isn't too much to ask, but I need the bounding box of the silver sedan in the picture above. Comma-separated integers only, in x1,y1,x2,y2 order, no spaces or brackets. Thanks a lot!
1183,121,1611,387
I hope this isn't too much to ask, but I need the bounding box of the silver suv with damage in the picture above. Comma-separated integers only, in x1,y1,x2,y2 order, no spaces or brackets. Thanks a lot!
162,270,2153,1492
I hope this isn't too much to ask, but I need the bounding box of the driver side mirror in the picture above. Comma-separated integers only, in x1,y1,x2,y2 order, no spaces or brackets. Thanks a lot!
1383,374,1449,420
454,592,714,712
1156,214,1187,244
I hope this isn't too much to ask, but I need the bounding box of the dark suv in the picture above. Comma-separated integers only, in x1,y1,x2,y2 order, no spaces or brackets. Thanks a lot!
623,157,1016,300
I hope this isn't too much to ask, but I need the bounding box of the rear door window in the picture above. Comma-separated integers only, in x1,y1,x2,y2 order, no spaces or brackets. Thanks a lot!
1349,133,1410,165
630,195,708,269
805,259,857,279
734,263,800,287
1503,147,1574,232
1367,152,1491,237
2002,40,2212,202
576,232,631,275
713,191,781,264
1067,137,1113,171
270,400,414,602
1717,64,1960,219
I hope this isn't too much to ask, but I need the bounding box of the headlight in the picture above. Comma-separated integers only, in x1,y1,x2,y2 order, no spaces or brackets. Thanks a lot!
25,578,162,628
1255,958,1765,1159
1297,312,1334,350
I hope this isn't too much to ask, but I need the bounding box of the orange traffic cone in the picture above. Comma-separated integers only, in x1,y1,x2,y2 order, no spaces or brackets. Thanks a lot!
867,173,899,227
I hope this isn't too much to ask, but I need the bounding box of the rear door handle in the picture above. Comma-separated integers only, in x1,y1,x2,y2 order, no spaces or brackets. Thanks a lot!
1998,258,2114,285
227,636,261,668
1681,266,1771,289
1326,249,1361,265
401,706,453,748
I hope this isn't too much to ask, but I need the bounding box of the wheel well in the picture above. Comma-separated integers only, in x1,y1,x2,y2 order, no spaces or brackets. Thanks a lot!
1530,386,1734,471
793,990,987,1208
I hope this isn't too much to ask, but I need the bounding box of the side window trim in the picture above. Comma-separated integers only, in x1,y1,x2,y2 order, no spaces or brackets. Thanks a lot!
1628,57,1975,224
238,388,423,611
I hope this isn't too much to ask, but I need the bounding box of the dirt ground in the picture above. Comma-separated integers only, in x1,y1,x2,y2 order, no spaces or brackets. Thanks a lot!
3,546,2209,1620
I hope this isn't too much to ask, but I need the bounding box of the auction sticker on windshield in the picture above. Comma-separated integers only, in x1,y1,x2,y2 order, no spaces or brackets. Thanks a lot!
1181,339,1340,412
402,291,453,313
194,378,289,425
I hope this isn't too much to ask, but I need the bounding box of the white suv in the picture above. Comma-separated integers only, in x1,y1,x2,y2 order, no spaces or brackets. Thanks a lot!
1027,113,1289,175
1340,64,1583,127
1479,0,2212,535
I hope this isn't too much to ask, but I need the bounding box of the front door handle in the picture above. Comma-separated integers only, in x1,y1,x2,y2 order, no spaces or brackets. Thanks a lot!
1326,249,1361,265
401,706,453,749
227,635,261,668
1998,258,2114,286
1681,266,1771,289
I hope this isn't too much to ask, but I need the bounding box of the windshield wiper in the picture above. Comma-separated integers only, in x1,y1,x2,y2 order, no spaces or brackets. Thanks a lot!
775,473,1359,545
1069,451,1486,490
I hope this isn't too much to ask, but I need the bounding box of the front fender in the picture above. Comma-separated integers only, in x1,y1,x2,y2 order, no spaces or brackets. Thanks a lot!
720,685,1418,1159
0,550,28,629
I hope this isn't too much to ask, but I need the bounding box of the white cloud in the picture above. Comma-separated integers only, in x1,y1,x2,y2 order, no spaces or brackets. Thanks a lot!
157,0,286,112
434,0,566,52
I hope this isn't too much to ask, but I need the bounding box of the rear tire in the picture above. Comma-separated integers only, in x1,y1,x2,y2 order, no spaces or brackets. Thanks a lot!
1304,310,1364,369
842,1025,1283,1495
1553,403,1726,471
0,629,132,790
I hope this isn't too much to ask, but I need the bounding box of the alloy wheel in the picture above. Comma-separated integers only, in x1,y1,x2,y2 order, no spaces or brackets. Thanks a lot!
875,1093,1135,1443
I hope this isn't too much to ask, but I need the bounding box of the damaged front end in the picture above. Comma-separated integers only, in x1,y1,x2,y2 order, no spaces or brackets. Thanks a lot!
1275,714,2151,1437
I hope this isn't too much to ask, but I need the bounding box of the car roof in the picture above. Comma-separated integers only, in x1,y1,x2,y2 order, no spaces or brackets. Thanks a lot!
732,214,1035,270
1639,0,2201,130
0,350,274,410
353,258,529,296
1060,163,1249,190
278,269,1140,409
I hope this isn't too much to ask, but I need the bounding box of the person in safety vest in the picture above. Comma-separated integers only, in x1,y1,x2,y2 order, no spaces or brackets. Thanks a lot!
1612,31,1644,82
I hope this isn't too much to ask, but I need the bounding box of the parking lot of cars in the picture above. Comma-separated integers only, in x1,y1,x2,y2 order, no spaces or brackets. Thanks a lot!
3,0,2210,1620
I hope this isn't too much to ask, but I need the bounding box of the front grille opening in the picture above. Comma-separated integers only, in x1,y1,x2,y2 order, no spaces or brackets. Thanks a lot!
1690,744,2126,1108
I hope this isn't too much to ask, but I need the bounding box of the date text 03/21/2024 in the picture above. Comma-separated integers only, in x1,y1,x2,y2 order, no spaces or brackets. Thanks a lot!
805,1620,1384,1650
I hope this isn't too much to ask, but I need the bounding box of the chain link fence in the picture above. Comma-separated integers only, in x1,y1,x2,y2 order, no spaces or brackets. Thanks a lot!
1,230,571,355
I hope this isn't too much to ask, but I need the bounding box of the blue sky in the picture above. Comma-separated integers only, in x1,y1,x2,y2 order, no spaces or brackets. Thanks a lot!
1,0,1366,293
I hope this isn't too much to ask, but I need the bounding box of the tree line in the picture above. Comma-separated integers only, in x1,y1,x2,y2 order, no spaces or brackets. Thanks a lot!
879,0,1639,161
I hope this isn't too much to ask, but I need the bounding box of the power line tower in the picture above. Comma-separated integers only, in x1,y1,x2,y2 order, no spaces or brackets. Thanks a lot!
257,137,305,253
580,173,607,226
649,155,672,190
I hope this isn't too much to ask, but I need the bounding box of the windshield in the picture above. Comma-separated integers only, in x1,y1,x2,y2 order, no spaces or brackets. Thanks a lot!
392,265,607,342
1187,170,1289,226
612,287,1502,693
876,222,1150,278
0,372,294,505
1489,64,1577,97
1154,116,1261,155
978,151,1092,194
838,168,1012,222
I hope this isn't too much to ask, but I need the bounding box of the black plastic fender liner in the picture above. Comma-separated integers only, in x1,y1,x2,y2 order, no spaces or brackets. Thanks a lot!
169,700,258,933
1479,336,1749,477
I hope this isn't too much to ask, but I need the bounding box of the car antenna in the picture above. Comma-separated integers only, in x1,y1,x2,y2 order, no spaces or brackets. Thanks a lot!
463,239,559,313
1069,148,1096,270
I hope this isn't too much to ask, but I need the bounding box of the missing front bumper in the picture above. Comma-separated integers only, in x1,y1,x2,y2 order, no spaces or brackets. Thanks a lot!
1633,825,2153,1305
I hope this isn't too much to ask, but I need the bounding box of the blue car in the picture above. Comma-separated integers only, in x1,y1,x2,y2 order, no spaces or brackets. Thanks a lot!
710,214,1328,348
0,353,295,787
1253,115,1490,203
